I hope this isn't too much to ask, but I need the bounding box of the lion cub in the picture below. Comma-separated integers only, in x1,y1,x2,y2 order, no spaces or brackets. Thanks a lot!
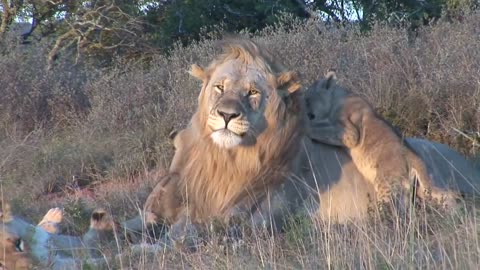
305,71,457,211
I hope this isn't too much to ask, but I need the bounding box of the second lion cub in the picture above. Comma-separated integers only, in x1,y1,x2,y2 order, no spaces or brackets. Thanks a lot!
305,71,457,212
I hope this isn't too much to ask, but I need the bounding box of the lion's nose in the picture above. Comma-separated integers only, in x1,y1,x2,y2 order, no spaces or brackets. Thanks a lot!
217,110,240,124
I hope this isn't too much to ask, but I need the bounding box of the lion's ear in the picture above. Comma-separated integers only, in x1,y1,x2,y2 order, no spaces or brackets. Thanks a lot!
0,200,12,222
189,64,207,81
322,70,337,90
277,71,302,94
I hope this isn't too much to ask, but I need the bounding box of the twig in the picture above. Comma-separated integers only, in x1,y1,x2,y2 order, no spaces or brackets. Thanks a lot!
451,127,480,146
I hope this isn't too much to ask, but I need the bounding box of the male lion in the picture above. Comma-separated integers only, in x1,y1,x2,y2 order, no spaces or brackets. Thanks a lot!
125,38,306,237
125,38,480,241
304,71,458,210
0,201,118,269
172,38,305,224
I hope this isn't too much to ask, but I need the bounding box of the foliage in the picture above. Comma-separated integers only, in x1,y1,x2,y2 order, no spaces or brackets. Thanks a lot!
145,0,309,48
2,0,477,65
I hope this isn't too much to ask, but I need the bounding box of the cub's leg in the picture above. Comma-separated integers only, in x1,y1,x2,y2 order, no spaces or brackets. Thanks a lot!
169,129,185,172
373,175,409,217
37,207,63,234
308,120,359,148
82,208,118,258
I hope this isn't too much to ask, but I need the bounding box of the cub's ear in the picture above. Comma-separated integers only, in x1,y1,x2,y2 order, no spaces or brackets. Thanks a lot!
189,64,207,81
319,69,337,90
277,71,302,94
168,129,179,141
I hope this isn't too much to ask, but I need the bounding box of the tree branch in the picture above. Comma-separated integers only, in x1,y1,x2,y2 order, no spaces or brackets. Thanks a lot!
175,11,184,34
0,0,18,34
223,4,255,17
46,1,144,69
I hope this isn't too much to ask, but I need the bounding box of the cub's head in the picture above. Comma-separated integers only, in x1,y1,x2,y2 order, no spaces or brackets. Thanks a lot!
191,39,302,149
305,70,338,123
0,202,31,270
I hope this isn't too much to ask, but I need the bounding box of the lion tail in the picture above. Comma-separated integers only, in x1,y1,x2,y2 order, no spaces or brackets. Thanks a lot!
406,150,436,198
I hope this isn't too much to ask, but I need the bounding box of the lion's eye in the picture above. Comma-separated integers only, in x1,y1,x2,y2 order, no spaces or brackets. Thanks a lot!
15,238,24,252
248,89,260,96
214,85,224,93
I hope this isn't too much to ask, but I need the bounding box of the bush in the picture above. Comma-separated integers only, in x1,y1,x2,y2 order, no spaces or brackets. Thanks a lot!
0,36,93,137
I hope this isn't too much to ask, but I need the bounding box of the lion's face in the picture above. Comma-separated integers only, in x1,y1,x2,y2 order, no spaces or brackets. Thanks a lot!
0,203,30,269
0,224,31,270
197,59,274,148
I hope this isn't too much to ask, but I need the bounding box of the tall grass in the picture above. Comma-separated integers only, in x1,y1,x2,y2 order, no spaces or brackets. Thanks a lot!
0,11,479,269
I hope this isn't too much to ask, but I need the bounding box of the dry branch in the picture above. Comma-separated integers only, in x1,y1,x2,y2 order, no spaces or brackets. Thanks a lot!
47,2,143,70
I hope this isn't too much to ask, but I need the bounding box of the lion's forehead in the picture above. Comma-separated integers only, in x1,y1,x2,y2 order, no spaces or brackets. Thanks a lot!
211,60,271,87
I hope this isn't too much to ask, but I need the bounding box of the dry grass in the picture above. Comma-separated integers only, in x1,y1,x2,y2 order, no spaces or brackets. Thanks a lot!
75,205,479,269
0,11,479,269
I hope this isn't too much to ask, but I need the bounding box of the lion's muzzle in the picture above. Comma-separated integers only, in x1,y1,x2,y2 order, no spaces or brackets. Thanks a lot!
216,98,244,124
217,109,241,127
208,98,250,148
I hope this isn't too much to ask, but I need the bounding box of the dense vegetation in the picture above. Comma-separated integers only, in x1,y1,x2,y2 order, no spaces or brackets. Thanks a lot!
0,1,479,268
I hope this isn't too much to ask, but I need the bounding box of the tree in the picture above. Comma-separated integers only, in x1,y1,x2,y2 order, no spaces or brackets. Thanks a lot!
46,0,148,69
0,0,20,34
141,0,315,48
1,0,153,68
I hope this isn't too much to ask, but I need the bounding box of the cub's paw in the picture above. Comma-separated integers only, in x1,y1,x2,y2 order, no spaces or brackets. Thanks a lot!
441,192,462,211
90,208,116,231
38,207,63,234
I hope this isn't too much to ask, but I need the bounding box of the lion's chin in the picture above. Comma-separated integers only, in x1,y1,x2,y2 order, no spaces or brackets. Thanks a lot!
210,130,243,149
